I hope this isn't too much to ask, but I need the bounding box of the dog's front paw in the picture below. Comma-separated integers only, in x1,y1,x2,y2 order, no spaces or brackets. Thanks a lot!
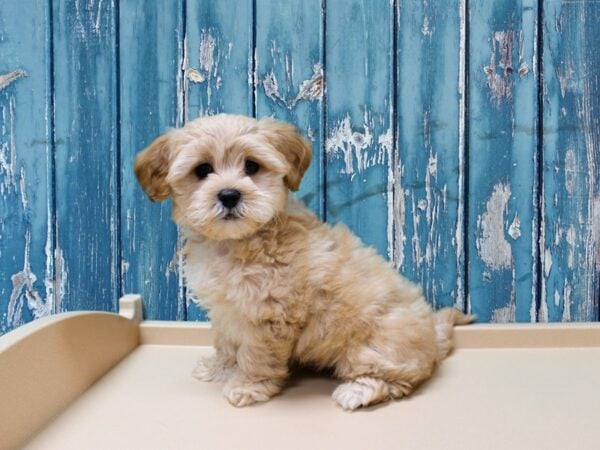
223,385,271,407
192,355,234,382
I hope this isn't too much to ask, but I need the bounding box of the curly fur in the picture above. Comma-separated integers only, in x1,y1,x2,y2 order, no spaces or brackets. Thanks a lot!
135,114,474,410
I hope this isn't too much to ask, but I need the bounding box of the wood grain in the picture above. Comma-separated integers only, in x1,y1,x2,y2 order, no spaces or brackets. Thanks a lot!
541,0,600,321
119,1,185,320
396,0,466,310
53,0,119,313
255,0,324,217
467,0,539,322
325,0,394,259
0,0,54,332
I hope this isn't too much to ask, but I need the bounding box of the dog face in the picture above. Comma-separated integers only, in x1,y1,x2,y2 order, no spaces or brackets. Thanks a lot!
134,114,311,240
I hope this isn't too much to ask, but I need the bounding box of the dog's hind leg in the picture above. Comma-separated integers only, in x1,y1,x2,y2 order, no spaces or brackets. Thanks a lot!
332,376,411,411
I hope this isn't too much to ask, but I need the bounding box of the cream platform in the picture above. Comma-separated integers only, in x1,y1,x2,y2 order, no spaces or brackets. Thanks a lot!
1,295,599,450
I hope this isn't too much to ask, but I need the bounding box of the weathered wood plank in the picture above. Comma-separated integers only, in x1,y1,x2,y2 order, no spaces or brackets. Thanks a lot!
325,0,394,259
185,0,254,119
396,0,465,310
119,1,184,320
0,0,54,334
255,0,324,217
467,0,539,322
53,0,119,312
541,0,600,321
185,0,254,321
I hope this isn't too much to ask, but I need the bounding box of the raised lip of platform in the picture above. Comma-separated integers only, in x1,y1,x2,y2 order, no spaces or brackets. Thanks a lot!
139,321,600,349
2,296,600,449
0,310,139,450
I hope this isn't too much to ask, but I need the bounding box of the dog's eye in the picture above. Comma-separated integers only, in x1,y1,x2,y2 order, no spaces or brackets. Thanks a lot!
194,163,213,179
244,160,260,176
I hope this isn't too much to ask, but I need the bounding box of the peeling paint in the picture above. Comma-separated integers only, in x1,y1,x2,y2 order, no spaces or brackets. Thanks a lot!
483,30,514,107
381,125,395,263
199,32,216,73
422,16,433,36
538,296,549,322
261,63,323,110
186,68,205,83
566,225,576,269
54,247,67,313
518,63,529,77
178,33,187,124
0,96,18,195
121,259,130,275
456,0,466,308
7,230,47,329
562,283,572,322
165,247,180,280
556,65,575,99
19,166,27,209
326,114,390,176
411,197,422,269
0,69,26,91
544,248,553,277
198,31,217,107
564,148,576,195
294,63,324,103
394,183,406,270
476,183,512,270
44,203,55,314
508,213,521,240
491,300,516,323
249,48,257,88
262,71,284,103
593,196,600,270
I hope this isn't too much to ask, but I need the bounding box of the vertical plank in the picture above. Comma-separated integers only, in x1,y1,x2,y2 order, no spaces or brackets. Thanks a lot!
325,0,393,258
396,0,465,310
185,0,254,119
0,0,54,333
468,0,539,322
255,0,324,217
53,0,119,312
542,1,600,321
185,0,254,320
119,2,184,320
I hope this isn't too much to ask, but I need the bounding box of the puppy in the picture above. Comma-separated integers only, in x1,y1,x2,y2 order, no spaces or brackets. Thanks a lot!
135,114,474,411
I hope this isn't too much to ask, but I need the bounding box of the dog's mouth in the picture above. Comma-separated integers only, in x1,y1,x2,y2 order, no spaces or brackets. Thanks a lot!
222,211,240,221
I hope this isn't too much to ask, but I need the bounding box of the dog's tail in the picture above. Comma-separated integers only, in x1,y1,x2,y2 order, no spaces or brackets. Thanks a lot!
434,308,476,362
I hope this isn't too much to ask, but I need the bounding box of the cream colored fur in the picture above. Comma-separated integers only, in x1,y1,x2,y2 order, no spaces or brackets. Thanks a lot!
135,114,474,411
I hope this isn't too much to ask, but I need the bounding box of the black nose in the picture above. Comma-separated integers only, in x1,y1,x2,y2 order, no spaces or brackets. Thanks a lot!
218,189,241,209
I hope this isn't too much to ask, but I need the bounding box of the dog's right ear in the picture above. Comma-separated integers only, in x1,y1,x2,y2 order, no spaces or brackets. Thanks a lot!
134,133,171,202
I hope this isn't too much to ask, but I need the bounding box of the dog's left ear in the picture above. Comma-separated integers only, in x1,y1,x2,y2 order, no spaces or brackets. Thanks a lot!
258,118,312,191
134,133,172,201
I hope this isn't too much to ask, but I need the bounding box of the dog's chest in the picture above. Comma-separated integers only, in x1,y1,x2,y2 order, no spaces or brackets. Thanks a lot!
183,239,289,310
184,241,235,300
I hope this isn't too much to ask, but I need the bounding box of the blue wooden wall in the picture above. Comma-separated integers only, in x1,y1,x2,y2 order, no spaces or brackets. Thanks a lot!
1,0,599,333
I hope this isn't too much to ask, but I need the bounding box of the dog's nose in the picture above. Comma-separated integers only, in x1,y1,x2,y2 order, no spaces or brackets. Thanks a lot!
218,189,241,209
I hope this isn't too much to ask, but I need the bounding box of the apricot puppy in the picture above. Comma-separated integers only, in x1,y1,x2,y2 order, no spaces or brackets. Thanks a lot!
135,114,474,410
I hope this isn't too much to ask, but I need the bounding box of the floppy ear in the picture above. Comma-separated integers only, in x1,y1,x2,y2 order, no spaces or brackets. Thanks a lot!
134,133,172,201
258,118,312,191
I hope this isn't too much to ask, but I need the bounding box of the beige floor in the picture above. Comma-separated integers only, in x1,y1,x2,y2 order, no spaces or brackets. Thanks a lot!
25,344,600,450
